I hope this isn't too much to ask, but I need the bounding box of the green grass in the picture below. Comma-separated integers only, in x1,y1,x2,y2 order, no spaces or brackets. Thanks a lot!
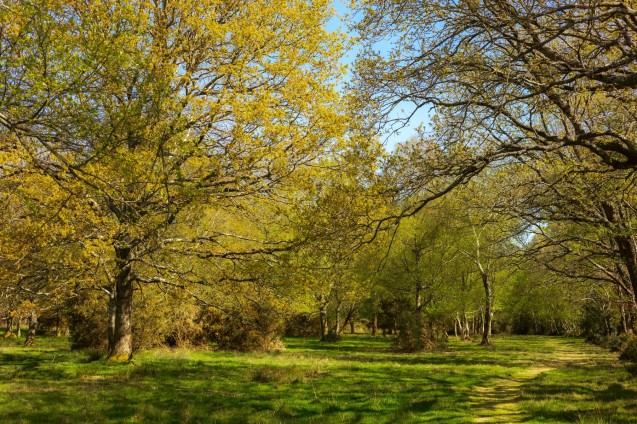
0,334,636,423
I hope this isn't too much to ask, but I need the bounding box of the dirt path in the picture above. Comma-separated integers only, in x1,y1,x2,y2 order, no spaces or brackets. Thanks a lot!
469,337,597,423
471,366,554,423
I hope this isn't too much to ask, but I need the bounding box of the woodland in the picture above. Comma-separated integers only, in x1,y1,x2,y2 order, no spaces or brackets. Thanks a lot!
1,1,637,418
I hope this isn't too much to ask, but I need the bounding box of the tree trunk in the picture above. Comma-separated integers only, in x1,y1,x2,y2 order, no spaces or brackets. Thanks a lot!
481,271,493,346
334,301,341,336
319,304,328,341
108,245,134,361
24,310,37,347
372,313,378,337
462,312,471,341
343,304,357,334
416,283,422,312
107,287,117,353
4,315,14,338
454,315,458,338
55,311,61,337
627,303,635,334
16,316,21,338
619,294,635,334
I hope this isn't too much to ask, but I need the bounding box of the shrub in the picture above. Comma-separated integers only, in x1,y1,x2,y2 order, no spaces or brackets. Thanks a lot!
393,311,436,353
132,294,204,351
602,334,624,352
68,291,108,350
618,334,637,377
581,301,614,343
69,287,205,352
201,305,285,352
322,331,341,343
285,314,320,337
619,335,637,363
625,362,637,376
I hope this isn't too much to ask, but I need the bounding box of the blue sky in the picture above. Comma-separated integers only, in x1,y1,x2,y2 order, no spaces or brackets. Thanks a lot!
327,1,432,151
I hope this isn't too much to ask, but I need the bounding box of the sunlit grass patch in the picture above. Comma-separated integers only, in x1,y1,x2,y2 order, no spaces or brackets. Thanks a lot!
1,335,636,423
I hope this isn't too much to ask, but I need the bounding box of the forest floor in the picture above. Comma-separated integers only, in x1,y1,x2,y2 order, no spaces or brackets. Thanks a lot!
0,334,636,423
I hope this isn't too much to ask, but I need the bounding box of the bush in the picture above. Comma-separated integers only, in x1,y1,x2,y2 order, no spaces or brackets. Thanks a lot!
619,334,637,377
68,291,108,350
625,362,637,376
581,301,614,342
83,349,104,363
393,311,436,353
619,335,637,363
285,314,320,337
68,287,206,352
201,305,285,352
132,294,204,351
601,334,624,352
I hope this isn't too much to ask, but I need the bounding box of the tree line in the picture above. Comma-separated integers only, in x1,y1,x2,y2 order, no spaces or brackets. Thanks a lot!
1,0,636,363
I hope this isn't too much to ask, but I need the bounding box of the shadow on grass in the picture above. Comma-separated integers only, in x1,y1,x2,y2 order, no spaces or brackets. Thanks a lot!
518,363,637,423
1,335,636,423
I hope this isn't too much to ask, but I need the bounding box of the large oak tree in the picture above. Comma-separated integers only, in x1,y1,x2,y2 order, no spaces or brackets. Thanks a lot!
0,0,346,360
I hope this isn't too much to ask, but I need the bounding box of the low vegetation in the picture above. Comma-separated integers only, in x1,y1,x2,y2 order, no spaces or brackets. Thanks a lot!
1,335,635,423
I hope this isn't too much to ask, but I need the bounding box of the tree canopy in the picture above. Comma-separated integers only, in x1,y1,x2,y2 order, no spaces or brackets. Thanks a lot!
0,0,636,363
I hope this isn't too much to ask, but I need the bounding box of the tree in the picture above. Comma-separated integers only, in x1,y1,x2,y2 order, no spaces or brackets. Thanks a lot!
353,0,637,242
378,135,526,345
0,0,346,360
374,198,459,349
0,138,98,345
355,0,637,171
451,169,530,345
502,266,584,336
502,152,637,331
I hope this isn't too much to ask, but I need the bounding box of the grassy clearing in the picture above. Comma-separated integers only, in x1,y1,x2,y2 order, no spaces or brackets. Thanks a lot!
0,335,635,423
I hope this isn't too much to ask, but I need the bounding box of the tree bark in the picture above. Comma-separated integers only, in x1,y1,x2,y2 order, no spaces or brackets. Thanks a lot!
108,245,134,361
454,315,458,338
416,283,422,312
107,287,117,353
4,315,14,338
372,313,378,337
16,316,21,338
7,316,13,332
480,271,493,346
55,311,61,337
334,300,341,336
343,304,357,334
24,310,37,347
625,302,635,334
462,312,471,341
319,305,327,340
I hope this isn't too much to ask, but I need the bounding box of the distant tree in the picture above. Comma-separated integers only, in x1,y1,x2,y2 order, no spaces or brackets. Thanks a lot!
502,268,584,336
